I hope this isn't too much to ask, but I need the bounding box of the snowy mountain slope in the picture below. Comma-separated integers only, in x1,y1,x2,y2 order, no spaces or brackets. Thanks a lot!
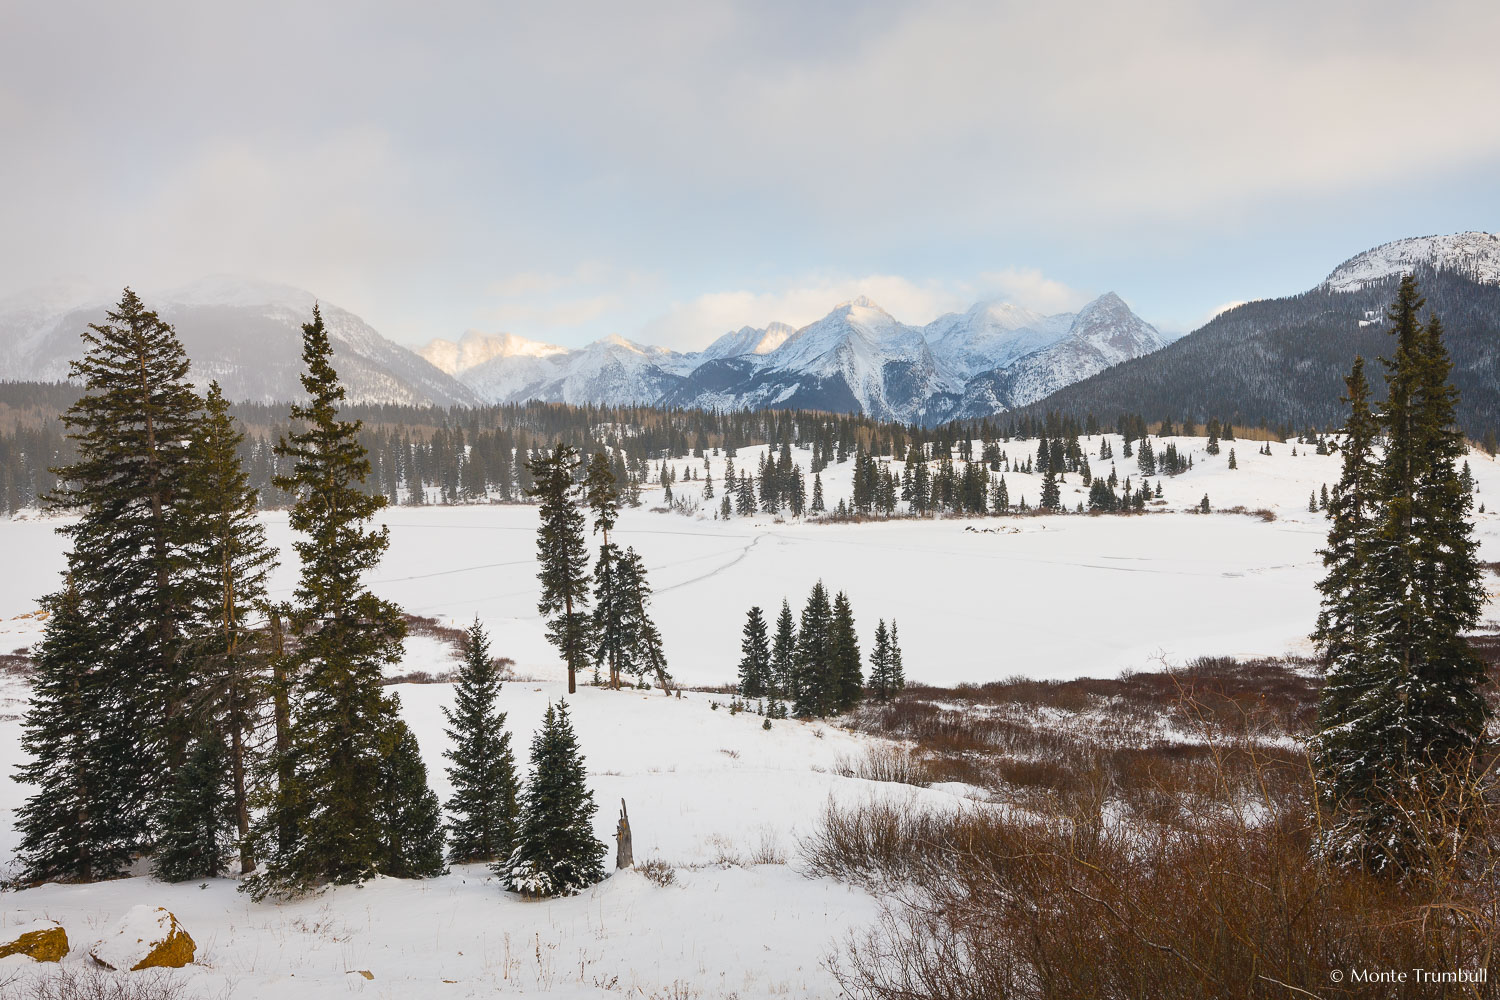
697,321,796,361
0,277,480,407
952,293,1166,416
923,299,1076,378
1323,231,1500,292
1016,233,1500,433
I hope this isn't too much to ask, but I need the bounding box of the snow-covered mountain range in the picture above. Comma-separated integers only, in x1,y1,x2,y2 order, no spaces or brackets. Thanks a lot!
1323,231,1500,292
421,293,1166,423
0,275,1166,422
0,277,479,407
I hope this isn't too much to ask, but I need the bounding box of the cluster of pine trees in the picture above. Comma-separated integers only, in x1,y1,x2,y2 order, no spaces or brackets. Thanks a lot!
736,587,904,717
15,290,606,899
1311,276,1489,871
527,444,672,696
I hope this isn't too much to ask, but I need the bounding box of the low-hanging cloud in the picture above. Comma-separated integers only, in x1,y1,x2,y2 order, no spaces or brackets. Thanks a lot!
1,0,1497,347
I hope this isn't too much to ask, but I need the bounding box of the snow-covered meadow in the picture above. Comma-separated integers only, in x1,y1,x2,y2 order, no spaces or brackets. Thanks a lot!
1,433,1500,997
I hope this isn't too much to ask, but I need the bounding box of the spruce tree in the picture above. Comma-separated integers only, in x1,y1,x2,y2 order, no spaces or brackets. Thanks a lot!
1313,357,1379,673
378,717,446,878
1040,468,1061,511
1312,278,1489,869
771,599,797,703
499,701,606,897
14,578,135,883
442,619,519,864
793,583,833,717
615,547,672,692
47,288,204,842
889,620,906,695
737,606,771,698
831,592,862,711
251,306,410,897
529,444,592,694
869,619,895,701
171,382,278,875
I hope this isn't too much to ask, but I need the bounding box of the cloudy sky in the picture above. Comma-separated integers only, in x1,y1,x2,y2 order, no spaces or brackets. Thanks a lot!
3,0,1499,350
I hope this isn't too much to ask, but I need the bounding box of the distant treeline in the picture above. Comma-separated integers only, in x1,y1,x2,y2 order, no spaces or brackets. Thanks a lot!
0,379,1300,517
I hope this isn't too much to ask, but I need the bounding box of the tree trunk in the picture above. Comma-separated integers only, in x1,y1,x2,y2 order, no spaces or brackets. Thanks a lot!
615,799,633,870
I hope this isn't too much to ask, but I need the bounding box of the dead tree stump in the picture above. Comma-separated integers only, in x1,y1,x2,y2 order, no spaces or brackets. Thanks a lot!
615,799,633,869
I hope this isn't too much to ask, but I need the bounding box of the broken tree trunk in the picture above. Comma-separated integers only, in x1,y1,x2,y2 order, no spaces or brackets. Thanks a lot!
615,799,633,869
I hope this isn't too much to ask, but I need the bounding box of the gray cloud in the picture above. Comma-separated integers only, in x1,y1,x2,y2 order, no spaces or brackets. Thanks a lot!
3,0,1498,348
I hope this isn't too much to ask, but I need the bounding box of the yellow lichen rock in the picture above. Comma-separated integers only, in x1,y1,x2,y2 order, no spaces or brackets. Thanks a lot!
90,906,195,971
0,920,68,962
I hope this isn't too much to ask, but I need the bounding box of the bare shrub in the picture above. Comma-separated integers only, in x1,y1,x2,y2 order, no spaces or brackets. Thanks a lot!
638,858,676,887
825,751,1500,1000
13,966,203,1000
833,745,932,787
747,827,787,865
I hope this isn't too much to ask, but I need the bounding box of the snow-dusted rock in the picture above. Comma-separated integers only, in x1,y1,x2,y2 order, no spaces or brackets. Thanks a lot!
0,918,68,962
90,906,195,971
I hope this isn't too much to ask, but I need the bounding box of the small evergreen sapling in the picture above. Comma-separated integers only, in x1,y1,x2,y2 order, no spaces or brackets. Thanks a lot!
499,701,606,897
738,606,771,698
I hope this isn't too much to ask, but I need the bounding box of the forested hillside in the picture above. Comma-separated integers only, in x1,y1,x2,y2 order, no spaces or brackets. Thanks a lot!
1010,268,1500,443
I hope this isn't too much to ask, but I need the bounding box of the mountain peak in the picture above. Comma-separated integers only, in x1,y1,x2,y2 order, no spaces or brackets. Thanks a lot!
1324,231,1500,292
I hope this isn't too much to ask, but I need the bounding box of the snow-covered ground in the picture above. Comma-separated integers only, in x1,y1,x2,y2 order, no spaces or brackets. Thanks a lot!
1,433,1499,997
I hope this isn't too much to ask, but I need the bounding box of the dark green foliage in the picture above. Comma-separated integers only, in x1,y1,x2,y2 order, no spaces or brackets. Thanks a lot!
499,701,606,897
152,730,233,882
14,581,135,883
47,288,204,843
528,444,591,694
831,592,862,711
771,599,797,705
1311,277,1489,870
176,382,278,875
443,619,519,864
792,583,834,717
378,717,447,879
250,307,410,897
868,619,897,702
738,607,771,698
613,547,672,692
1313,358,1379,674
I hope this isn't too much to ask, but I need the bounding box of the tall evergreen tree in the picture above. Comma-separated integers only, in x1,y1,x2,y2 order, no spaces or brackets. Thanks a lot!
792,583,834,717
771,599,797,703
1313,358,1379,675
889,620,905,695
250,306,410,897
737,606,771,698
14,578,135,883
47,288,204,843
443,619,519,864
1312,277,1489,869
830,592,863,711
528,444,592,694
499,701,606,897
869,619,896,702
170,382,278,875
